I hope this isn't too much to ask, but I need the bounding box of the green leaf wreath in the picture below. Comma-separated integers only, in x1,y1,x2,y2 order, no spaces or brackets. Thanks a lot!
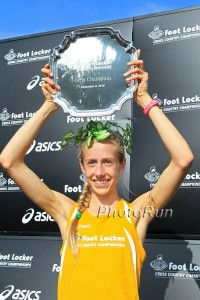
61,120,132,155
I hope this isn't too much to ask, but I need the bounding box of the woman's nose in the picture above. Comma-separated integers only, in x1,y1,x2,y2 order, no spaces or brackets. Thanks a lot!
95,163,105,176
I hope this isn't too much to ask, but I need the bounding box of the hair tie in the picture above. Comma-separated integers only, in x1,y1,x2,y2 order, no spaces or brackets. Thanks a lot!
76,212,82,219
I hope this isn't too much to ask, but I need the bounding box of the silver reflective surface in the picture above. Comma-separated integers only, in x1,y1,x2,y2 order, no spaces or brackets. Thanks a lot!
50,28,137,116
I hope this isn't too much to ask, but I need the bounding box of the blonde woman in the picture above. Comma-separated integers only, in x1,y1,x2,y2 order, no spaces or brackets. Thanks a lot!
0,52,193,300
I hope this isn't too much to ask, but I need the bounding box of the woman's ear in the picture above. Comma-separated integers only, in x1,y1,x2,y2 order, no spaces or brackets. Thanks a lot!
119,158,126,174
79,159,85,174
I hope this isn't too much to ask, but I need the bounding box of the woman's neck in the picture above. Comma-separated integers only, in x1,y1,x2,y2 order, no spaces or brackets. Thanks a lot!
88,192,120,215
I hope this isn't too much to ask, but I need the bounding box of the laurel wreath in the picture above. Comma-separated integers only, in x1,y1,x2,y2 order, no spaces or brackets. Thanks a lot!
61,120,132,155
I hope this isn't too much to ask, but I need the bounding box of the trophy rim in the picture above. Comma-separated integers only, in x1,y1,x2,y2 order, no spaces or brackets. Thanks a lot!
49,26,138,117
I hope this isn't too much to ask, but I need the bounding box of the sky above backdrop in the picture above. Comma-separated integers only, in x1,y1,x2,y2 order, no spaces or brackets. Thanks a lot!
0,0,200,40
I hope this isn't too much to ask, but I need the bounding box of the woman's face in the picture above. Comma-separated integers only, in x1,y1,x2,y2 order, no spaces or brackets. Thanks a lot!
80,141,126,198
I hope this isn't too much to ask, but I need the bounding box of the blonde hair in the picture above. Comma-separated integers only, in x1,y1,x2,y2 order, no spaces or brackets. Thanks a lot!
67,132,125,257
67,182,91,258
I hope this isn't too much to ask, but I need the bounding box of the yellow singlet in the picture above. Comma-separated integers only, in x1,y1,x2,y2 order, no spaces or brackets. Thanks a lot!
58,199,146,300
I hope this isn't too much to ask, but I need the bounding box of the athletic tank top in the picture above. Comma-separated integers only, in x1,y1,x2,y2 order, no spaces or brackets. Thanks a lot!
58,199,146,300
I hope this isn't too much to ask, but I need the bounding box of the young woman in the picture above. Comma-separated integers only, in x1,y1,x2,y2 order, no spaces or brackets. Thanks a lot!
0,52,194,300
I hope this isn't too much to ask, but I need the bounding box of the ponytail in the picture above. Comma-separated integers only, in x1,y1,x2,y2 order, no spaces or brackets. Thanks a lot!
67,182,91,257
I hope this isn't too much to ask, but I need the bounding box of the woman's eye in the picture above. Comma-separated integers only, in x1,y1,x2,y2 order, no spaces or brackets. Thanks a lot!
104,160,112,165
88,161,95,166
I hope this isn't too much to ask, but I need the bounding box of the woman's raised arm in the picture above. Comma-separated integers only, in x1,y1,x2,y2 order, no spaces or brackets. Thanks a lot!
0,64,75,236
124,53,194,242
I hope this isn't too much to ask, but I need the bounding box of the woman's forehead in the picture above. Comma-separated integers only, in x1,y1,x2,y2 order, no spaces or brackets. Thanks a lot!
82,141,116,158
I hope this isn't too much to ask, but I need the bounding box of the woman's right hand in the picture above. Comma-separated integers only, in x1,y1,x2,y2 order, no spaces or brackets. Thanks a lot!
41,64,61,102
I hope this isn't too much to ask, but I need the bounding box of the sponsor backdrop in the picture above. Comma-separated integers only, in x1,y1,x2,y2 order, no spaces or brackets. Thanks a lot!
1,6,200,236
0,236,61,300
0,236,200,300
0,19,133,233
1,6,200,300
140,238,200,299
131,6,200,237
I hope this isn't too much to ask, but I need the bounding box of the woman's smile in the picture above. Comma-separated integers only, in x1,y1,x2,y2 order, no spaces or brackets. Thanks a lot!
92,178,110,187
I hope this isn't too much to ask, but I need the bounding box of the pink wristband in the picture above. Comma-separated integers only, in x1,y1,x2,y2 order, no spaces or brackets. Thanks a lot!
143,99,160,116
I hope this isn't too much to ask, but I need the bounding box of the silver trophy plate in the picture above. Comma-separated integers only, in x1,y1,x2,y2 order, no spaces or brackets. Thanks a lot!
50,27,137,117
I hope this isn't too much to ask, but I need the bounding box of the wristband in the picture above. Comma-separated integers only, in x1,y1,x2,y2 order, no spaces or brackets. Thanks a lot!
143,99,160,116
